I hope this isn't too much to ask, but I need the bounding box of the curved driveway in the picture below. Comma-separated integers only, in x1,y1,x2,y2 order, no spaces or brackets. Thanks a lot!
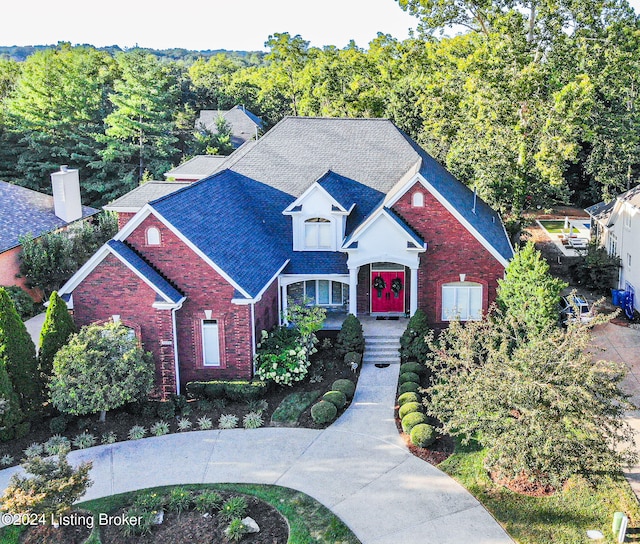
0,363,512,544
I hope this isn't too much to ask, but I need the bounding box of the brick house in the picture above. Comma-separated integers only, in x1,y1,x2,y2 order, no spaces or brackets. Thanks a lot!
58,117,513,398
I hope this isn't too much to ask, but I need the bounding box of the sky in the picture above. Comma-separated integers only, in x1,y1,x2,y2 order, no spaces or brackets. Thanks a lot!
3,0,420,51
5,0,640,52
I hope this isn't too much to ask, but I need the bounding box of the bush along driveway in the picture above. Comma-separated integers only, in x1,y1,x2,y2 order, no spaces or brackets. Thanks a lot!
0,362,512,544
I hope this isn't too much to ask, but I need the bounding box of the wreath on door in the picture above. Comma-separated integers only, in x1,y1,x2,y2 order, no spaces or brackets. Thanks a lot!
391,277,403,297
373,275,386,297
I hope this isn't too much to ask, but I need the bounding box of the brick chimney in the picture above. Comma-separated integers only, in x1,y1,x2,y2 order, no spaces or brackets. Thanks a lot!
51,165,82,223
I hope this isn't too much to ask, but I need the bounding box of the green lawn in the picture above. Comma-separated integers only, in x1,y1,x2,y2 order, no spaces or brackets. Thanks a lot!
439,440,640,544
0,483,360,544
538,220,579,234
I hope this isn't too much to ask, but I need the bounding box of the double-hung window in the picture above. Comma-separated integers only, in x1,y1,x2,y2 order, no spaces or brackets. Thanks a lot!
304,218,332,249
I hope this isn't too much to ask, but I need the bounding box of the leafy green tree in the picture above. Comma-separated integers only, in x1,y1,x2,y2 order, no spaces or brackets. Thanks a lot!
39,292,77,383
4,286,38,321
191,115,234,156
5,45,114,198
426,311,635,488
19,212,117,300
50,321,155,422
569,238,622,293
0,288,41,418
284,298,327,357
96,50,180,199
496,241,567,335
0,452,92,519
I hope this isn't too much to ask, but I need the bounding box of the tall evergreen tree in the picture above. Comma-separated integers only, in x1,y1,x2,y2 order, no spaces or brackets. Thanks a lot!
39,292,76,384
96,50,180,201
496,241,567,336
0,288,41,419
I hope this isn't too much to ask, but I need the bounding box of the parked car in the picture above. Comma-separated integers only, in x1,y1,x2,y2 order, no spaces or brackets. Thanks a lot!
560,294,593,324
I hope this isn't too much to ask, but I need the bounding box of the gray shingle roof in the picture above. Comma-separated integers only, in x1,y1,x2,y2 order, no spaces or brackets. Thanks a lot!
0,181,98,253
222,117,421,197
196,105,264,148
164,155,229,181
104,181,192,212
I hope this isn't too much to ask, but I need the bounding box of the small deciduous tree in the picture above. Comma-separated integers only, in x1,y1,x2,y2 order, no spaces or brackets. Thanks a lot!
39,292,77,383
50,321,154,422
0,453,92,519
284,298,326,356
0,287,41,419
569,238,622,294
496,241,567,336
426,311,636,489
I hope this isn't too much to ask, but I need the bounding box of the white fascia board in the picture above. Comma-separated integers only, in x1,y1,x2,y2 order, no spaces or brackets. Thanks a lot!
283,181,347,214
116,205,252,300
279,273,350,287
341,207,425,251
57,244,112,296
386,173,511,267
153,297,186,310
232,259,290,305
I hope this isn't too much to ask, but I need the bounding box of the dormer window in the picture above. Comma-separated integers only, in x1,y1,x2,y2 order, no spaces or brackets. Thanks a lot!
146,227,161,246
412,192,424,207
304,218,332,249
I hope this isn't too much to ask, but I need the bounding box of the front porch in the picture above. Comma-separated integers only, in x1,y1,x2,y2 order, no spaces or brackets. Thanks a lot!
322,312,409,335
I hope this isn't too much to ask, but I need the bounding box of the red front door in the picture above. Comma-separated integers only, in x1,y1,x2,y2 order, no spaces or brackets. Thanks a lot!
371,271,405,313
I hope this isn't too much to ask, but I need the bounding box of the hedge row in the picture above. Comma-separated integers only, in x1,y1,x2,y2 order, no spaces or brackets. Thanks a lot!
396,362,436,449
310,378,355,425
185,380,269,402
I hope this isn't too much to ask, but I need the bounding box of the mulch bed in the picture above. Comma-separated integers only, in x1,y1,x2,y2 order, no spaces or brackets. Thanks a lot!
20,510,93,544
489,471,556,497
0,342,359,466
99,492,288,544
394,410,454,465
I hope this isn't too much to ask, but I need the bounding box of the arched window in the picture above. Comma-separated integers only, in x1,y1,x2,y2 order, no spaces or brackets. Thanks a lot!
441,281,482,321
412,192,424,207
304,218,332,249
146,227,161,246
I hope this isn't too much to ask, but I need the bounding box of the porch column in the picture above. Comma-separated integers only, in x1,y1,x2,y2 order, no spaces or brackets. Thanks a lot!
348,266,359,315
410,266,419,316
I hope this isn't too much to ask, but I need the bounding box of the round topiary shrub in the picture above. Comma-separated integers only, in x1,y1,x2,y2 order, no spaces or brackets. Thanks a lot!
398,401,422,419
311,401,338,424
410,423,436,448
400,362,424,376
398,381,420,395
401,411,428,434
332,379,356,400
322,390,347,410
399,371,420,385
397,391,420,406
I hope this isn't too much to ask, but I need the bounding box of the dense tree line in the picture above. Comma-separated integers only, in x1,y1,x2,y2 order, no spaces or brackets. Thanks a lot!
0,0,639,215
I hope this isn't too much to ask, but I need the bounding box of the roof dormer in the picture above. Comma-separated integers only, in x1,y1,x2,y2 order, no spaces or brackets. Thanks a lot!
283,171,355,251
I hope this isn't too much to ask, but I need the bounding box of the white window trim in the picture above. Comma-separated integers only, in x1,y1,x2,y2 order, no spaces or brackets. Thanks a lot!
201,319,221,367
302,280,348,306
441,282,483,321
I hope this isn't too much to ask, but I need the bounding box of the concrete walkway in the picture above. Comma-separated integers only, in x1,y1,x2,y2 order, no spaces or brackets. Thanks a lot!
0,359,511,543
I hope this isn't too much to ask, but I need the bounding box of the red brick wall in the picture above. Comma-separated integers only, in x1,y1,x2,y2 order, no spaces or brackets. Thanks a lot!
254,279,279,338
71,253,176,399
124,215,254,385
117,212,135,230
391,182,505,325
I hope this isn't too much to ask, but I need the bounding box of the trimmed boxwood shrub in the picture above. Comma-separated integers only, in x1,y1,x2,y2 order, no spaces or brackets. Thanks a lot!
397,391,420,406
399,308,432,363
335,314,365,356
410,423,436,448
204,382,226,400
322,390,347,410
400,362,424,376
399,371,420,385
398,381,420,395
332,379,356,400
311,400,338,424
398,401,422,419
401,411,427,434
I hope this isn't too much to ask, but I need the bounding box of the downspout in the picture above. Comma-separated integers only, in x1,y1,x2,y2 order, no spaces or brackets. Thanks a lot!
171,306,181,395
250,302,256,375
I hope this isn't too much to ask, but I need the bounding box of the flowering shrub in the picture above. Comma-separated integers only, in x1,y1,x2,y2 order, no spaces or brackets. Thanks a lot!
254,327,310,386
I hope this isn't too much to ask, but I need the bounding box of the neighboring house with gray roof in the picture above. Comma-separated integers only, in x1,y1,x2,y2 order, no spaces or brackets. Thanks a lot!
195,105,264,148
0,169,98,299
587,185,640,311
58,117,513,398
163,155,228,182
